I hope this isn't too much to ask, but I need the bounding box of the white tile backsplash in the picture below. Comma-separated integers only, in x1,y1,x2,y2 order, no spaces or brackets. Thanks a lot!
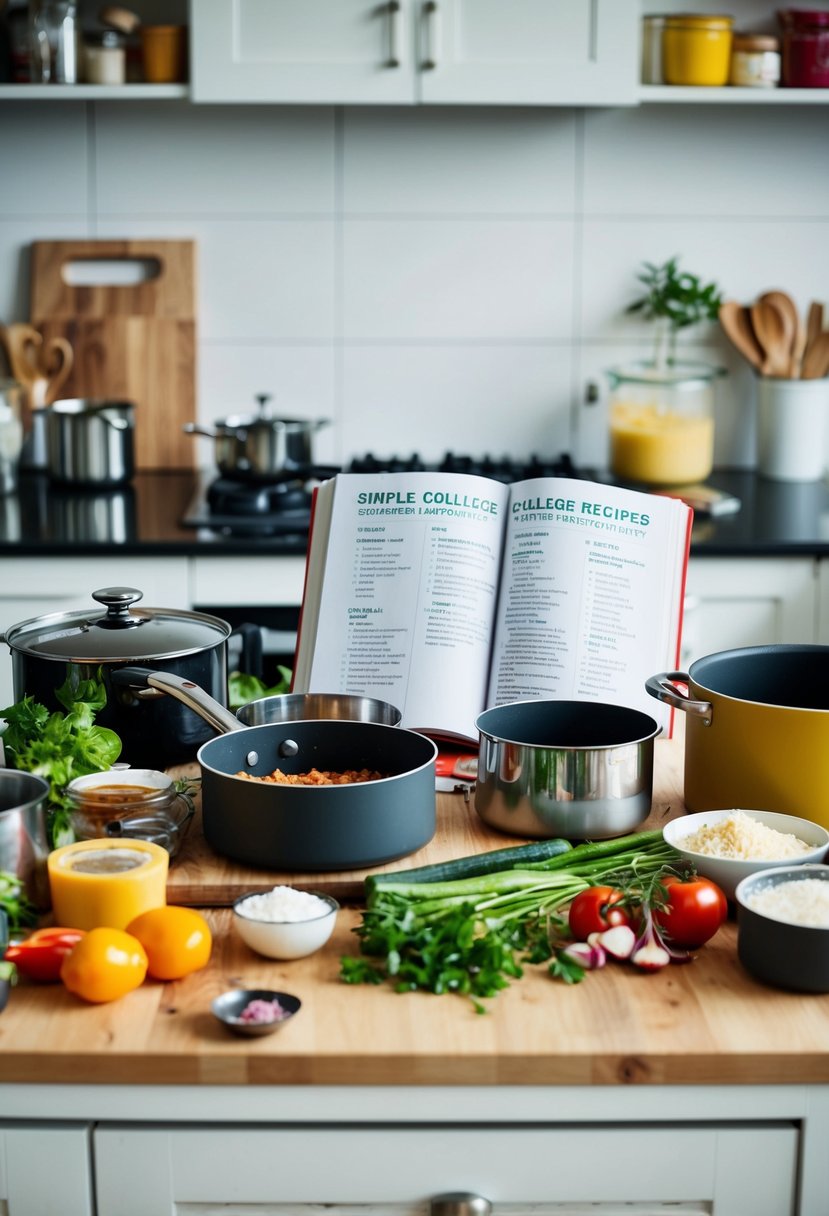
0,100,826,469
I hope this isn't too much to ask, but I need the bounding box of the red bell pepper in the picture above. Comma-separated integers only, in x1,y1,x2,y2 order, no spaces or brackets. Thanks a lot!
4,927,86,983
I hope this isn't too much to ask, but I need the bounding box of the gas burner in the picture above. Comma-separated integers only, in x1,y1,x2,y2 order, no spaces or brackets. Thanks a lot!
207,476,313,517
181,464,340,540
346,452,580,482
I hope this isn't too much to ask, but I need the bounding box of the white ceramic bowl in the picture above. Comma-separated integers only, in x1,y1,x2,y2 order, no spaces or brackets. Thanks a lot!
232,889,339,960
663,809,829,901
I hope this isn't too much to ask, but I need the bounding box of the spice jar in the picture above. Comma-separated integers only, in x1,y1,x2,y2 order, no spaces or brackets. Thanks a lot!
606,361,724,487
779,9,829,87
730,33,781,86
662,14,734,86
642,14,668,83
83,28,126,84
66,768,195,858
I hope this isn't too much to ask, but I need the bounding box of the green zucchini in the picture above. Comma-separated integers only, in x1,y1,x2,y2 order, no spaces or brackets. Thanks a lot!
367,837,573,892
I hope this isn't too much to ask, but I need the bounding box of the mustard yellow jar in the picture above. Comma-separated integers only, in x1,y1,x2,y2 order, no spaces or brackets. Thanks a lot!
663,14,734,86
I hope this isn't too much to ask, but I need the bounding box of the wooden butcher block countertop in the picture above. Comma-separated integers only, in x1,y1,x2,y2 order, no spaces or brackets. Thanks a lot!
2,729,829,1089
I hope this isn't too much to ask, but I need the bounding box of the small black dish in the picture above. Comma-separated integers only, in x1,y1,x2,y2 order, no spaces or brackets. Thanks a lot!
211,988,301,1037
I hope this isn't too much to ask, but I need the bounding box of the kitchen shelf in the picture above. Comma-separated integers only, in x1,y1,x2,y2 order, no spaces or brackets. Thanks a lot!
639,84,829,104
0,84,189,100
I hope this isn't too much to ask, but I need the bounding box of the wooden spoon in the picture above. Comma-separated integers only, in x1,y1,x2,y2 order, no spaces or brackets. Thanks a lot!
803,301,825,376
718,300,764,372
801,331,829,380
759,290,802,377
751,298,793,378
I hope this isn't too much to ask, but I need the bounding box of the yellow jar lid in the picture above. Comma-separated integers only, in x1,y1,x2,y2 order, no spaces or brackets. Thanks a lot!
665,14,734,28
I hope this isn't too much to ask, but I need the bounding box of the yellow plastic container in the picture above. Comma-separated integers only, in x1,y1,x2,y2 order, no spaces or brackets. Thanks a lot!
663,14,734,86
48,838,168,931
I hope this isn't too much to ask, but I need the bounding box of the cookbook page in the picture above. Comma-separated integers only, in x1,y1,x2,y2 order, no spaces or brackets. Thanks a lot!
293,472,511,742
486,477,691,733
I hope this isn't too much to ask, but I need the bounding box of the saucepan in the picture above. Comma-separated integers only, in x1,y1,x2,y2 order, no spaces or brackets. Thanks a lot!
112,668,435,870
474,699,659,840
183,394,330,481
646,644,829,830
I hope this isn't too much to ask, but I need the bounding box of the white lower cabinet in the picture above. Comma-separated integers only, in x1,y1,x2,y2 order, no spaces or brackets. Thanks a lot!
93,1123,798,1215
0,1123,93,1216
682,556,818,667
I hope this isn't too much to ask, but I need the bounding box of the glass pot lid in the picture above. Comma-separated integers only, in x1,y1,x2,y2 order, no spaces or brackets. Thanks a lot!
5,587,231,662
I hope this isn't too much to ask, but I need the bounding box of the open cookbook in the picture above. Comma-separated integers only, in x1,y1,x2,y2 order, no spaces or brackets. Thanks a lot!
292,472,693,742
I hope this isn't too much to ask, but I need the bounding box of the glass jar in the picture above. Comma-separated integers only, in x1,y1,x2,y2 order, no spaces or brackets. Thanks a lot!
730,33,781,87
83,28,125,84
779,9,829,87
606,361,725,487
662,14,734,86
66,768,195,858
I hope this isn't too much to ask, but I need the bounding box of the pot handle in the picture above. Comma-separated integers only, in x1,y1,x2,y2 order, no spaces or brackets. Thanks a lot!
645,672,713,725
182,422,219,439
112,666,244,735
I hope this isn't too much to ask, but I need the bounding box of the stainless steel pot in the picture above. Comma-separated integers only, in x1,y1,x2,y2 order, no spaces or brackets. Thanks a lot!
47,398,135,486
236,692,402,728
0,380,24,495
183,393,329,480
646,643,829,830
112,668,436,871
0,770,51,910
475,700,659,840
3,587,231,769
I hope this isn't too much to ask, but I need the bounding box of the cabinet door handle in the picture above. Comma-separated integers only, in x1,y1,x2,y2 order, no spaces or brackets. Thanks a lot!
422,0,439,70
385,0,401,68
430,1194,492,1216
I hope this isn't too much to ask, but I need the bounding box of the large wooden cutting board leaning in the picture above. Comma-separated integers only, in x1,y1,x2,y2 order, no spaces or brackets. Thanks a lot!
29,239,197,470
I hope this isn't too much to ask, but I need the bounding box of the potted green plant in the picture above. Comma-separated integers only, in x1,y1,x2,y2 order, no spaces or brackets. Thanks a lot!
626,255,724,369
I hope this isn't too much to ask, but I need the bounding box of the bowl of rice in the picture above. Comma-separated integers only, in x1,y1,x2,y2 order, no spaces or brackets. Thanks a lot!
735,865,829,992
663,809,829,901
233,886,339,959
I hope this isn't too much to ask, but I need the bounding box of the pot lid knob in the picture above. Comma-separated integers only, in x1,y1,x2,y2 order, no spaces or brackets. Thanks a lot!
91,587,143,629
254,392,273,416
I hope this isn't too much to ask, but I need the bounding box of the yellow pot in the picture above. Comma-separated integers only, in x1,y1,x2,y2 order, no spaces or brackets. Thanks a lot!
647,646,829,831
663,15,734,86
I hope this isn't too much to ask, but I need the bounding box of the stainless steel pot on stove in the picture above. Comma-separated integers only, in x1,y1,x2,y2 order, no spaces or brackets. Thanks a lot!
183,393,329,480
47,398,135,486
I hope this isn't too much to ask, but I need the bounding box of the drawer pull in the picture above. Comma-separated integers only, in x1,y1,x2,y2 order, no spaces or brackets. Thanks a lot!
431,1194,492,1216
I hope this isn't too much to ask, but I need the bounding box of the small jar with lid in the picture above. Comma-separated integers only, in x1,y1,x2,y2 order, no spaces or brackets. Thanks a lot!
66,768,195,858
662,14,734,86
779,9,829,87
730,33,781,87
82,27,125,84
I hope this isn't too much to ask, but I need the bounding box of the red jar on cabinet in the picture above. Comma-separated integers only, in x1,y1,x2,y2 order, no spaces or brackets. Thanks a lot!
779,8,829,86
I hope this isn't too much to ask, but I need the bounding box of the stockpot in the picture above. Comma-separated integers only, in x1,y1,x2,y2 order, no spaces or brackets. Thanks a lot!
47,398,135,486
2,587,231,770
183,393,329,480
113,668,437,870
474,699,659,840
646,644,829,830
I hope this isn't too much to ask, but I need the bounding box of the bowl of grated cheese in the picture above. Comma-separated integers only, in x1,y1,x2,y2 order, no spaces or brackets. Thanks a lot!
663,809,829,901
735,865,829,992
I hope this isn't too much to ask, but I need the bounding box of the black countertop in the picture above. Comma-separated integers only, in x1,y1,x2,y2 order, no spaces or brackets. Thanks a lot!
1,468,829,559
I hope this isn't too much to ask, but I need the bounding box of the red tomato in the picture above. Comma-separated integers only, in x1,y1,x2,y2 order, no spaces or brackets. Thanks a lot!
654,875,728,948
568,887,631,940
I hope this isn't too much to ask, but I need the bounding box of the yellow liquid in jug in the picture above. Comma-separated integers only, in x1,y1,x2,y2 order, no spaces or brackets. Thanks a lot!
610,402,714,485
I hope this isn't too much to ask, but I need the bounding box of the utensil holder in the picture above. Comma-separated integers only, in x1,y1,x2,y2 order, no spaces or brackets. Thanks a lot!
757,377,829,482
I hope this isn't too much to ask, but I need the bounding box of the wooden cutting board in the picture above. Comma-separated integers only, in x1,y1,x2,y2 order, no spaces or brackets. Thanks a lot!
30,239,197,470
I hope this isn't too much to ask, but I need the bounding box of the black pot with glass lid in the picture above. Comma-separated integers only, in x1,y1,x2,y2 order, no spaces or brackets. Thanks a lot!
2,587,231,769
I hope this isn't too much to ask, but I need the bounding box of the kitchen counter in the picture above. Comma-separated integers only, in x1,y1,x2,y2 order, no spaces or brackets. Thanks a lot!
1,729,828,1216
1,728,828,1090
2,467,829,557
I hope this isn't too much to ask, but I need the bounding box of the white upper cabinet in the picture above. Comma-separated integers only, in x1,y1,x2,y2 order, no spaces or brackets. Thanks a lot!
418,0,638,106
190,0,639,105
